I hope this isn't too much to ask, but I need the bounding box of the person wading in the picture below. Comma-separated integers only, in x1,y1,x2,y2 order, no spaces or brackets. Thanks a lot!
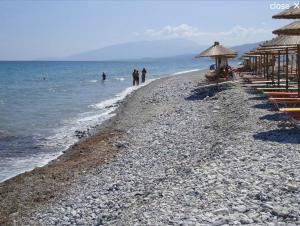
142,67,147,83
135,69,140,85
102,72,106,81
132,69,138,86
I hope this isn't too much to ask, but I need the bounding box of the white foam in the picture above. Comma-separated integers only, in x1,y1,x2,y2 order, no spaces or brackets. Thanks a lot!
88,79,98,83
172,68,202,75
0,152,61,183
76,110,113,123
90,98,120,110
114,77,125,81
91,79,156,110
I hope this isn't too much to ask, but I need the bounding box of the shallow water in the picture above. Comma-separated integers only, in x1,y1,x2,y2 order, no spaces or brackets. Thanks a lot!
0,58,217,182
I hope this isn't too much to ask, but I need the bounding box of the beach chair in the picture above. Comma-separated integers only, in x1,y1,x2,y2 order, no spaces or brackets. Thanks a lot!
279,108,300,113
279,108,300,121
286,113,300,119
205,70,216,81
263,91,299,97
257,87,298,92
269,98,300,104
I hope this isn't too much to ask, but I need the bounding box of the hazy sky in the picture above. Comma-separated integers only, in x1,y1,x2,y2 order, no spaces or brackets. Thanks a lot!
0,0,295,60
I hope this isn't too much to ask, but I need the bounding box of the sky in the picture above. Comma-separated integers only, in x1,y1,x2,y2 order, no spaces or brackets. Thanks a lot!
0,0,296,60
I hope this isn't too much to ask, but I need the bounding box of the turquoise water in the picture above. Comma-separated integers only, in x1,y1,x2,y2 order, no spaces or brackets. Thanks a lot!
0,58,215,182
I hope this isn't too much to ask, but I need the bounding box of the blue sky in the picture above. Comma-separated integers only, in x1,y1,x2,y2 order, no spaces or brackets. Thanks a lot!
0,0,295,60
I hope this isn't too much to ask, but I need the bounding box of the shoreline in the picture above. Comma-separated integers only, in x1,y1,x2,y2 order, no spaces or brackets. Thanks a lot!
1,69,299,225
0,68,203,184
0,69,205,225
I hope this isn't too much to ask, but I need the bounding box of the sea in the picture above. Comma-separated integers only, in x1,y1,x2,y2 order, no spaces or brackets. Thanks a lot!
0,57,218,182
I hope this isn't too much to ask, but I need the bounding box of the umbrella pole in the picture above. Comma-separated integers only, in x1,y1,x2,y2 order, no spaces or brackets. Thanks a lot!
255,56,257,75
266,53,269,80
291,54,294,74
285,48,289,90
256,56,258,75
216,56,218,76
272,54,275,86
263,55,265,78
298,45,300,97
215,57,218,83
252,56,254,72
215,57,217,71
278,51,280,88
296,54,298,77
216,57,221,90
260,55,263,76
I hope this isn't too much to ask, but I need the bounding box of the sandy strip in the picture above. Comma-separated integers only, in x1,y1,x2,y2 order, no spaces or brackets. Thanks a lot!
1,70,300,225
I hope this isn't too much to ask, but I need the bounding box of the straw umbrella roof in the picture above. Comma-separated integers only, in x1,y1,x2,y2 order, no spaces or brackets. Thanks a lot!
195,41,237,58
272,6,300,19
273,20,300,35
242,46,297,58
261,35,300,47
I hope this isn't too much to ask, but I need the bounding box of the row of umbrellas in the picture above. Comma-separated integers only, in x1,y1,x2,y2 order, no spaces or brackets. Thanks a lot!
243,6,300,96
195,6,300,97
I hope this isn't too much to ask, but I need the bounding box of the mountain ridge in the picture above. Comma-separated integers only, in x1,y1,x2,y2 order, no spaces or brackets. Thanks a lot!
41,39,262,61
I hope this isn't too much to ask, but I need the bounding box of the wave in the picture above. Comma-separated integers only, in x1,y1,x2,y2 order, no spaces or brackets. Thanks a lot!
90,79,155,110
88,79,98,83
52,78,156,148
0,152,60,183
113,77,125,81
172,68,202,75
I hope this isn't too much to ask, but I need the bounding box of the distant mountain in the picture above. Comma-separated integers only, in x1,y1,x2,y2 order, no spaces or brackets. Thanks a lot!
61,39,207,61
231,41,262,58
42,39,263,61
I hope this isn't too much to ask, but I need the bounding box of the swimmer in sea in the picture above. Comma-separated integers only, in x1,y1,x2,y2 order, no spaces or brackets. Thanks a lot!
102,72,106,81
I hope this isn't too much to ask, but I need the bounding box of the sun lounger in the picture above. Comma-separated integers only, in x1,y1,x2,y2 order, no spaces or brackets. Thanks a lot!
279,108,300,113
257,87,298,91
243,84,288,88
269,98,300,104
242,78,268,82
263,92,299,97
250,81,274,84
279,109,300,121
287,113,300,119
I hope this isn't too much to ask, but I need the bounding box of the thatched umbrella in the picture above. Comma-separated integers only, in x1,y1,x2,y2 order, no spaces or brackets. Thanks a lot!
196,41,237,81
273,20,300,35
272,20,300,96
196,41,237,57
260,36,300,89
272,5,300,19
261,35,300,46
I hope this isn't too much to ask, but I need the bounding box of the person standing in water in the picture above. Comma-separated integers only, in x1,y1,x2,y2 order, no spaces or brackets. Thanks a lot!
136,70,140,85
132,69,136,86
142,68,147,83
102,72,106,81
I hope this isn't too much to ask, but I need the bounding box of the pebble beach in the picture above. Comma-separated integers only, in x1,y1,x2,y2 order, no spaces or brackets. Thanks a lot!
1,70,300,225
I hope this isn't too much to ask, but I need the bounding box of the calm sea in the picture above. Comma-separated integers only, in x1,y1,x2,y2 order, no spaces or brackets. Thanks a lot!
0,58,216,182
